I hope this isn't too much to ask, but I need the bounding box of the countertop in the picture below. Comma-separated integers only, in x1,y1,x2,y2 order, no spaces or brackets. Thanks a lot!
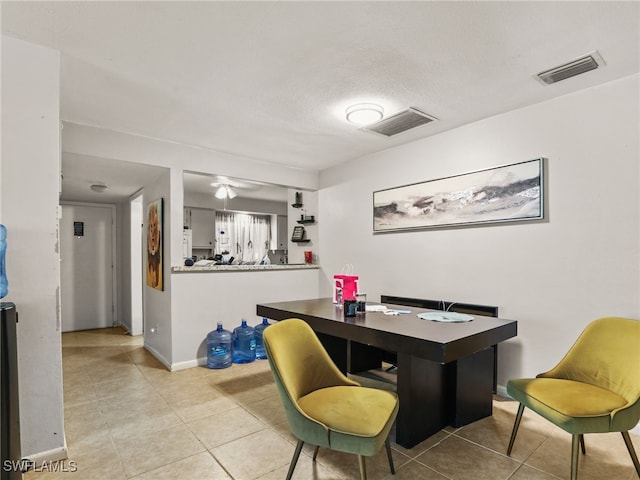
172,263,319,273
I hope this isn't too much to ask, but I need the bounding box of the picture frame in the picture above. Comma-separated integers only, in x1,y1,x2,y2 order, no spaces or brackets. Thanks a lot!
291,225,305,242
146,198,163,290
373,158,544,232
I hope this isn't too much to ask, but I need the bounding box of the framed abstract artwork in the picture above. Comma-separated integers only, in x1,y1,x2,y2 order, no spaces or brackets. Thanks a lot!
146,198,163,290
373,158,544,232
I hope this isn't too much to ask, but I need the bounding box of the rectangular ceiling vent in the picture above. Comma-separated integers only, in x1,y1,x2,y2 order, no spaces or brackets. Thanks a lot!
363,107,437,137
536,51,605,85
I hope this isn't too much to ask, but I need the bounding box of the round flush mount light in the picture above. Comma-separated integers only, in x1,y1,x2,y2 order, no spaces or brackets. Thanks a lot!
345,103,384,125
90,184,108,193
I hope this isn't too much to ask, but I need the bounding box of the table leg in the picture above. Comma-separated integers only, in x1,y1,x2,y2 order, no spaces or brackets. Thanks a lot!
395,353,447,448
316,333,348,373
445,347,494,427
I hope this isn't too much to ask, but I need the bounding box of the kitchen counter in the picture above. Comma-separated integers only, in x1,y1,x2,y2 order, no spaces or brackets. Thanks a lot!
172,263,319,273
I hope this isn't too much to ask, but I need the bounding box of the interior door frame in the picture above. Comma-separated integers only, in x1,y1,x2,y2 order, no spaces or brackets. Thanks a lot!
129,191,144,335
60,201,118,329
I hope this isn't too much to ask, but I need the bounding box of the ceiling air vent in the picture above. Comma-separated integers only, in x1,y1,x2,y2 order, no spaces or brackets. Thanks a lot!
536,51,605,85
362,107,437,137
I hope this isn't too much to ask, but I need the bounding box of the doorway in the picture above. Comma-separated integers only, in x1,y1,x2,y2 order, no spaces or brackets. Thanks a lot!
130,194,143,335
60,203,116,332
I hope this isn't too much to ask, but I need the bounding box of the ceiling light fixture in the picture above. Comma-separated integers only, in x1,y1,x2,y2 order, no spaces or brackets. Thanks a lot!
345,103,384,126
214,185,237,199
90,183,108,193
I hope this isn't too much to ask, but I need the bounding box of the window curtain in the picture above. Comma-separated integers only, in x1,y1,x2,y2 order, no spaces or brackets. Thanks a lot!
215,211,271,264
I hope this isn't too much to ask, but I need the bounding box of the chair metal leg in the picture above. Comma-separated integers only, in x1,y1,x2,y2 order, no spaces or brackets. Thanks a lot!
507,403,525,456
621,431,640,476
286,440,304,480
571,434,580,480
385,437,395,474
579,434,586,455
312,445,320,462
358,455,367,480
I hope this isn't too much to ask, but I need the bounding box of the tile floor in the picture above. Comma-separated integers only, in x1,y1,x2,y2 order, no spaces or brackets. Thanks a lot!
24,327,639,480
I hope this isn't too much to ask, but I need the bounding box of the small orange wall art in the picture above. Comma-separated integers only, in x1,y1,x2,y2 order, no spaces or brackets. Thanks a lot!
146,198,163,290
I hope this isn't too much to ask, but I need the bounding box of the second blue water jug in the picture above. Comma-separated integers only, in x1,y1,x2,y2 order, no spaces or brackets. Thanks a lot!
254,317,270,360
232,319,256,364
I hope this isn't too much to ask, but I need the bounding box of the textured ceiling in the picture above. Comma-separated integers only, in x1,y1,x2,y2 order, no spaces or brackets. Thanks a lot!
2,1,639,201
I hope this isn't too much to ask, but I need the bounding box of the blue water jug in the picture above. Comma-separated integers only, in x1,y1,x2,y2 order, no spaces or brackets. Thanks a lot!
0,225,7,299
254,317,270,360
207,322,232,369
232,319,256,364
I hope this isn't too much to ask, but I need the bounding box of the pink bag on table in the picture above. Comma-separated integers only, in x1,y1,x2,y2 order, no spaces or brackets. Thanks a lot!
334,264,359,303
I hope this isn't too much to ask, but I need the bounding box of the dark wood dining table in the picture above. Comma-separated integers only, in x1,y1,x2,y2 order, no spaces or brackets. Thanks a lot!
257,297,517,448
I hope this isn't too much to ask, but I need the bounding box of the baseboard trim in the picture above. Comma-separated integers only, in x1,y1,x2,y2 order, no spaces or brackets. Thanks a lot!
23,444,69,469
496,384,510,399
170,357,206,371
143,343,171,370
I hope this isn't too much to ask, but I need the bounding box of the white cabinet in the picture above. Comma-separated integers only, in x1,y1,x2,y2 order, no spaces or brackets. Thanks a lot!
183,208,191,229
277,215,288,250
187,208,215,248
270,214,288,250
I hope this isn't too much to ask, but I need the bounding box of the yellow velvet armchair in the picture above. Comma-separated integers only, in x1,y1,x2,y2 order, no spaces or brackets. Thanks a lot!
506,317,640,480
263,318,399,480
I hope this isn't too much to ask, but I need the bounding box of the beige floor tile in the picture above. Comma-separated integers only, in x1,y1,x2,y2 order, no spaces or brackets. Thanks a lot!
81,345,137,359
415,434,520,480
187,406,266,449
167,390,239,424
43,443,126,480
152,374,213,400
127,346,160,364
524,432,639,480
66,422,113,457
454,410,547,461
98,385,167,418
63,381,97,407
312,445,410,480
215,371,279,405
63,406,111,456
62,369,94,388
391,429,451,459
130,451,232,480
508,464,562,480
270,419,300,445
256,450,345,480
114,423,205,477
242,394,288,426
380,459,450,480
64,398,103,420
139,363,206,388
92,372,155,400
107,405,183,443
211,428,294,479
202,362,264,385
84,363,144,385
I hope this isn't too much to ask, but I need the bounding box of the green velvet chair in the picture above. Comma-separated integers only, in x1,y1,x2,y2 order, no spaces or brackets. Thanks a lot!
263,318,399,480
506,317,640,480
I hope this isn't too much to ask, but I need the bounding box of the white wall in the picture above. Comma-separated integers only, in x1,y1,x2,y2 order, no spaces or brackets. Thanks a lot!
170,268,320,368
0,36,66,461
318,74,640,391
142,169,174,366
